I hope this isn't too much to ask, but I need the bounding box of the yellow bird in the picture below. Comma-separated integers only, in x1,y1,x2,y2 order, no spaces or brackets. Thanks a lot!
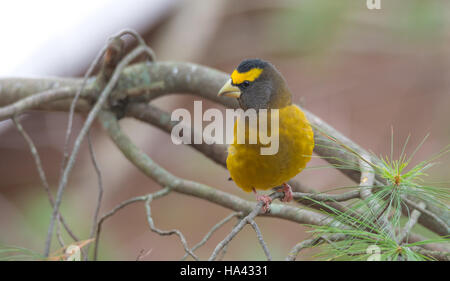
218,59,314,212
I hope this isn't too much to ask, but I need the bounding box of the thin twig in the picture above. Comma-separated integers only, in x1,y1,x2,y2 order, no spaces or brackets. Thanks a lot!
84,130,104,260
58,29,151,210
402,197,448,234
114,29,155,60
181,212,242,260
55,218,65,248
208,192,283,261
398,202,426,244
410,246,450,261
93,188,169,260
136,249,153,261
218,219,241,261
60,28,151,170
292,191,360,202
45,44,157,256
285,234,347,261
248,219,272,260
358,156,395,239
12,116,79,243
61,42,109,175
94,196,146,260
0,87,73,121
144,188,198,261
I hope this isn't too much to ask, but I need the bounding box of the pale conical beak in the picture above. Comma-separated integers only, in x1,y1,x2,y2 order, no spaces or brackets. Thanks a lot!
217,79,241,98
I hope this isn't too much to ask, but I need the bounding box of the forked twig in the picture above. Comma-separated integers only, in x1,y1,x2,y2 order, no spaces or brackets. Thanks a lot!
181,212,241,260
144,188,198,261
208,192,284,261
93,188,170,260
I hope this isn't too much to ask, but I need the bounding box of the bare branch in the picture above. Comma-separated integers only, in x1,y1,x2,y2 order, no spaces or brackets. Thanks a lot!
94,195,147,260
208,192,284,261
398,202,426,244
12,116,79,243
292,191,360,202
359,156,395,239
410,246,450,261
401,197,448,235
93,187,169,260
217,220,241,261
248,219,271,261
285,234,347,261
407,233,450,252
0,88,73,121
127,103,228,166
144,188,198,261
85,131,104,260
181,212,242,261
136,248,153,261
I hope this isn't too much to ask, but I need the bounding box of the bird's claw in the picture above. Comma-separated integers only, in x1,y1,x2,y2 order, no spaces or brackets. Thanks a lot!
256,195,272,213
280,183,293,202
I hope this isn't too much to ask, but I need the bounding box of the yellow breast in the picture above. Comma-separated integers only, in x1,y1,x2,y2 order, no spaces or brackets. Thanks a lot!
226,104,314,192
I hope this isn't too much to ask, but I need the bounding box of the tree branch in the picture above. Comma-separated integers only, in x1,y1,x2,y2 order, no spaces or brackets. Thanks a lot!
12,116,79,243
208,192,284,261
285,234,347,261
0,88,74,121
398,202,426,244
181,212,241,261
144,188,198,260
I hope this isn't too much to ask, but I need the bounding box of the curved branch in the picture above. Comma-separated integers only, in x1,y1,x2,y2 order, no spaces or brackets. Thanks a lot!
0,87,74,121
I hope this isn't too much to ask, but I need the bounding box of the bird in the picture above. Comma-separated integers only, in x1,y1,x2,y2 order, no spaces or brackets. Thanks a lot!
217,59,314,212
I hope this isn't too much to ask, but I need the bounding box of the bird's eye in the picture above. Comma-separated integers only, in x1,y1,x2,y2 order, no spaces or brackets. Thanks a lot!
242,81,250,88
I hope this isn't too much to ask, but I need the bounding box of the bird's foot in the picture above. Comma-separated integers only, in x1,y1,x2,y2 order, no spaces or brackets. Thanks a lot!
256,195,272,213
253,188,272,213
279,182,293,202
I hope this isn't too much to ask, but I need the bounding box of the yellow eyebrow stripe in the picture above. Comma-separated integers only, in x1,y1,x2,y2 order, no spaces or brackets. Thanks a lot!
231,68,263,85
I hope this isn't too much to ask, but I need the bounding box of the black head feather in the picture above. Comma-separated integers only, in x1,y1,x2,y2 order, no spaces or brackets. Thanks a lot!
236,59,268,73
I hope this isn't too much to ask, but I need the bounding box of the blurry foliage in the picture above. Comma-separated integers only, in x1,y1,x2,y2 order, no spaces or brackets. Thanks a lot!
394,0,445,41
273,0,350,53
0,244,43,261
272,0,446,53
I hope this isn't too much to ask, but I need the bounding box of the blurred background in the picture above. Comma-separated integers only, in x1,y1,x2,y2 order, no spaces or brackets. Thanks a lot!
0,0,449,260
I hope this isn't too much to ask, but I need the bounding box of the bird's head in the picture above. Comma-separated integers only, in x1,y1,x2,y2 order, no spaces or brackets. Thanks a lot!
217,59,291,110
